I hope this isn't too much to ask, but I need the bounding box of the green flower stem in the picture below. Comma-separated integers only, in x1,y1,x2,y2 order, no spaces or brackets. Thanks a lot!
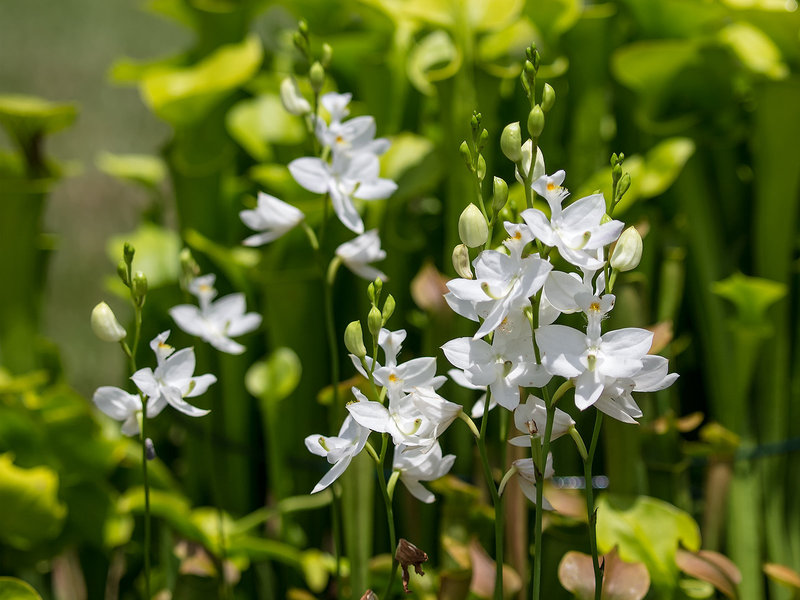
331,483,342,596
531,389,555,600
475,391,504,600
458,411,480,438
584,411,604,600
377,434,399,599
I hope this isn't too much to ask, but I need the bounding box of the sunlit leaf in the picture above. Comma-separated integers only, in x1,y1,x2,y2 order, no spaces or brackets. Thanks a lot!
612,39,699,96
119,487,208,545
466,0,524,31
596,494,701,591
763,563,800,590
0,95,77,148
0,577,43,600
141,35,263,126
96,152,167,188
407,30,461,96
711,272,786,327
226,94,306,161
245,347,302,402
380,132,435,181
679,578,715,598
0,454,67,549
477,18,538,75
718,21,788,79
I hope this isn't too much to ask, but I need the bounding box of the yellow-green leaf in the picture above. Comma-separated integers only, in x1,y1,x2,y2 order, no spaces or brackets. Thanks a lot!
0,577,43,600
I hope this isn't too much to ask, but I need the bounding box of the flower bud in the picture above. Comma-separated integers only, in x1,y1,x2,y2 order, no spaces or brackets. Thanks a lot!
616,172,631,200
478,128,489,152
367,306,383,338
91,301,127,342
382,294,396,324
458,204,488,248
309,61,325,94
123,242,135,266
476,155,486,182
321,43,333,68
117,260,129,287
280,77,311,116
452,244,473,279
145,438,156,461
542,83,556,112
132,271,148,306
459,140,473,171
492,176,508,213
501,122,522,163
610,226,643,272
527,105,545,138
344,320,367,358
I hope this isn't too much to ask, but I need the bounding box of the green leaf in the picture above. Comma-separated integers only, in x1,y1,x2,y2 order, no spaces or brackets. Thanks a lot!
477,18,539,77
717,21,788,80
0,95,77,148
141,35,263,126
226,95,306,161
380,133,435,182
711,272,786,327
577,138,695,213
407,30,462,96
245,347,302,402
0,453,67,549
0,577,43,600
183,228,260,291
119,487,208,545
106,222,182,291
466,0,524,31
596,494,701,592
612,39,699,96
96,152,167,189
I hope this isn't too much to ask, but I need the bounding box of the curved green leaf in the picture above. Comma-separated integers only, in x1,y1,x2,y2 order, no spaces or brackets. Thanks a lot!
245,347,302,402
96,152,167,189
407,30,461,96
0,454,67,549
141,35,263,126
0,578,43,600
226,94,306,161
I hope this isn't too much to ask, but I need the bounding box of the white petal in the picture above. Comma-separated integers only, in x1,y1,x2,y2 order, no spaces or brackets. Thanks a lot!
289,157,330,194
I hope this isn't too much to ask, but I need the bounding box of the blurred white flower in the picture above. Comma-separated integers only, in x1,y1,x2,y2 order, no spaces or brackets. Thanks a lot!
240,191,304,246
393,441,455,504
336,230,387,281
169,274,261,355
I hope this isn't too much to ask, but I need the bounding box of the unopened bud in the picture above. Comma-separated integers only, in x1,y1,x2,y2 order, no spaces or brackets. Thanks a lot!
452,244,473,279
321,43,333,68
293,31,308,55
616,172,631,200
492,177,509,213
542,83,556,112
470,112,481,135
458,204,488,248
298,20,309,36
368,306,383,338
117,260,129,287
500,122,522,163
123,242,135,266
459,140,473,171
382,294,395,324
91,301,127,342
612,162,622,180
132,271,148,306
527,105,545,138
145,438,156,461
610,226,643,272
478,128,489,152
309,61,325,94
280,77,311,116
476,155,486,182
344,320,367,358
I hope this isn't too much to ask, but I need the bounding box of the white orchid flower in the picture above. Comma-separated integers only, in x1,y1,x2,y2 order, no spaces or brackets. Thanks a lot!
240,191,304,246
131,331,217,418
92,387,146,436
393,441,456,504
508,395,575,447
169,274,262,355
336,230,388,281
512,453,555,509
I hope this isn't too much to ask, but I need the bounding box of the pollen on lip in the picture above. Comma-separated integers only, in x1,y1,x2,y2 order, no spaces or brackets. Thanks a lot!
589,302,601,312
547,182,556,191
513,231,522,239
389,373,399,383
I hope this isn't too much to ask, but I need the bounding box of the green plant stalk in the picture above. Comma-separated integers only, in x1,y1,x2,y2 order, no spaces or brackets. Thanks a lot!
377,434,398,598
476,391,504,600
532,390,554,600
584,411,604,600
331,485,342,597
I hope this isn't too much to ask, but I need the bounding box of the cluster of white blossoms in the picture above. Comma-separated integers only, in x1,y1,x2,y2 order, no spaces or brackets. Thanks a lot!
306,326,460,503
443,144,678,505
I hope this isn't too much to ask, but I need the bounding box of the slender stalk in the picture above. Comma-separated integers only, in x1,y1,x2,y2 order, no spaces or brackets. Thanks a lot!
585,411,604,600
140,398,151,600
475,392,504,600
531,391,555,600
377,433,399,599
331,484,342,597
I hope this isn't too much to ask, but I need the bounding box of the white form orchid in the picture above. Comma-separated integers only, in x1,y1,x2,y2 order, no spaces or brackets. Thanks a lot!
314,92,390,157
512,453,555,509
169,274,262,355
93,387,148,436
445,224,552,339
305,411,370,494
521,171,624,270
131,331,217,418
593,355,679,423
239,191,304,246
289,150,397,234
335,230,387,281
508,395,575,447
393,441,456,504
